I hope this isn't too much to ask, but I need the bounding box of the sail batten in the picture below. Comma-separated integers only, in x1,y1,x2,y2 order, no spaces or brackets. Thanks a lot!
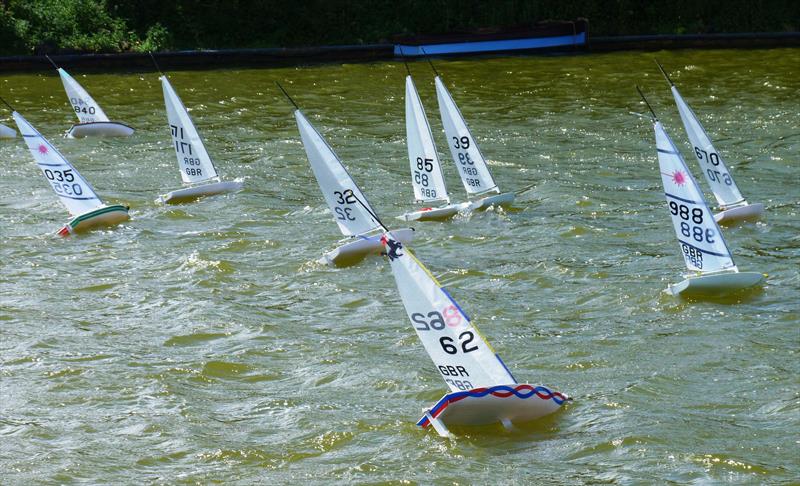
161,76,219,184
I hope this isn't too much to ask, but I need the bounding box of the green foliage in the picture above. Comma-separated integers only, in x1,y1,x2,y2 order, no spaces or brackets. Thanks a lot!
134,22,171,52
0,0,797,55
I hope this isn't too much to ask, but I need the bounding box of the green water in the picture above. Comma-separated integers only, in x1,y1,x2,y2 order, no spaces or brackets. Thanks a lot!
1,48,798,484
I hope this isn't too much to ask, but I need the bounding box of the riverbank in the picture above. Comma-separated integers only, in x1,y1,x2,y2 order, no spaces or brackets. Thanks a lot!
0,32,798,73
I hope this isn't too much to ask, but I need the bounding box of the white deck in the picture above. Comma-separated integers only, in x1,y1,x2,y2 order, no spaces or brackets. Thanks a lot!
469,191,516,211
714,203,764,224
668,271,764,296
66,122,134,138
157,180,243,204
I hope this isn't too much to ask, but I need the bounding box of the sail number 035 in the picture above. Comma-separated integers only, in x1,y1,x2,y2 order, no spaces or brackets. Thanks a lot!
43,168,83,196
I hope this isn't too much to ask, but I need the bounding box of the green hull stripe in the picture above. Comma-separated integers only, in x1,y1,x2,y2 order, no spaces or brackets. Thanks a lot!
69,205,128,228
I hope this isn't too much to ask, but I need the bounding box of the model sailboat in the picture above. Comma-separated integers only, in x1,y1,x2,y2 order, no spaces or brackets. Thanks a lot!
46,56,134,138
380,232,567,436
433,66,516,210
7,107,129,235
638,88,762,296
656,61,763,224
156,73,243,204
399,71,469,221
278,83,414,265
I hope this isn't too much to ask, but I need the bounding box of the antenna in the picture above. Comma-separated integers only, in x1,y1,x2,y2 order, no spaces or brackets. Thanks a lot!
347,189,389,232
398,45,411,76
275,82,299,110
636,86,658,121
419,47,440,77
0,95,14,112
44,54,59,69
654,59,674,86
149,51,164,75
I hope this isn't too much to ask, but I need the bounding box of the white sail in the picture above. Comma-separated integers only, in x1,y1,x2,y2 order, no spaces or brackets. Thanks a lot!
435,76,498,196
160,75,219,184
655,121,737,274
57,68,109,124
383,232,516,392
405,76,450,204
670,85,745,208
294,109,382,236
0,122,16,138
13,111,103,215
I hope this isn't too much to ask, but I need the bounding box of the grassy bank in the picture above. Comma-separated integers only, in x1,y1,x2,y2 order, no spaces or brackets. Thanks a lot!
0,0,798,55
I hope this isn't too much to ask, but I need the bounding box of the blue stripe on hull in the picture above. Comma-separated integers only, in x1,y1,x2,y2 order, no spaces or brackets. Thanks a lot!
395,33,586,56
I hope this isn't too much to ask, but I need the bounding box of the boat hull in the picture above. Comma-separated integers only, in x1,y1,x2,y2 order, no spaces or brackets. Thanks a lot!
157,180,244,204
58,204,129,236
470,192,516,211
397,202,469,222
320,228,415,266
667,271,764,296
0,123,16,138
66,122,134,138
714,203,764,224
417,384,568,436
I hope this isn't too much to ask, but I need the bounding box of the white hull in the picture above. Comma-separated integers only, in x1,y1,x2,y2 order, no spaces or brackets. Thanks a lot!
320,228,415,266
667,271,764,296
0,123,16,138
418,384,568,437
397,202,470,222
714,203,764,224
58,204,129,236
157,180,243,204
469,192,516,211
66,122,134,138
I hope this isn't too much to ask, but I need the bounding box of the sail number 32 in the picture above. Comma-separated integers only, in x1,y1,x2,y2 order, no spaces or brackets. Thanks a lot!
333,190,356,221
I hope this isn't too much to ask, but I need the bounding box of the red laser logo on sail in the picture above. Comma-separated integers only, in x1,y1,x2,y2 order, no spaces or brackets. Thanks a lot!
38,144,48,154
671,170,687,186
